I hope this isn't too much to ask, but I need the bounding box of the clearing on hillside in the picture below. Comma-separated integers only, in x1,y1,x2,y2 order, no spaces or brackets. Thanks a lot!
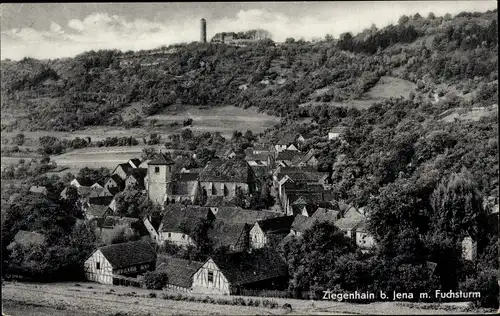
146,105,281,136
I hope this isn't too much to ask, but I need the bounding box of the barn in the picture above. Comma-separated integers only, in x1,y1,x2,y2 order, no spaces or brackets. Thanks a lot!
155,257,204,293
249,215,295,249
192,250,288,295
84,240,156,285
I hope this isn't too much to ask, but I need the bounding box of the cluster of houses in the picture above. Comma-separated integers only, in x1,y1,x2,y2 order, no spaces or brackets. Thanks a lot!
22,130,497,295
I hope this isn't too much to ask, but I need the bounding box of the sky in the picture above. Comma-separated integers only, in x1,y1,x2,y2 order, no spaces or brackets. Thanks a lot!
0,1,497,60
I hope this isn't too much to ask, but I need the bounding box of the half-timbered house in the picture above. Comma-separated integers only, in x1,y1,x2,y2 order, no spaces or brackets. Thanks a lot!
84,240,156,285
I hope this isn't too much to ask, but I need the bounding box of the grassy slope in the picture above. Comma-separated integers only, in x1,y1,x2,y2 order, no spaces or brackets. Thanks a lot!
2,281,491,316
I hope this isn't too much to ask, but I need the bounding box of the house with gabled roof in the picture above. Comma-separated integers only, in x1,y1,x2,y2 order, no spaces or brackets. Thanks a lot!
104,174,125,195
296,149,319,168
165,172,200,204
297,133,314,143
287,208,340,238
157,206,214,247
335,206,375,250
112,163,134,181
128,158,142,169
156,257,204,293
125,168,147,190
84,240,156,285
199,159,258,199
249,215,295,249
275,150,304,167
192,249,288,295
274,135,298,153
70,177,95,188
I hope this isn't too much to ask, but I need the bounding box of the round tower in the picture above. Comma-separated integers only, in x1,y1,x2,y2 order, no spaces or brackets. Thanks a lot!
200,18,207,43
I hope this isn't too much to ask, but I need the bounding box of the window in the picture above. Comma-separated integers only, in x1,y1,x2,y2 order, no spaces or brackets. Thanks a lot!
96,262,100,270
168,233,171,238
168,166,171,172
208,270,214,283
155,167,160,173
182,234,185,239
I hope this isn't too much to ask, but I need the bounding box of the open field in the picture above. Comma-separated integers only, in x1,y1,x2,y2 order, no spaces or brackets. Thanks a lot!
1,281,490,316
146,105,281,136
300,76,416,110
2,105,281,146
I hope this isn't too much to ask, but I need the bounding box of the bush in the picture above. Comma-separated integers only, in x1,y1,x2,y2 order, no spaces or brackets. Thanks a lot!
143,271,168,290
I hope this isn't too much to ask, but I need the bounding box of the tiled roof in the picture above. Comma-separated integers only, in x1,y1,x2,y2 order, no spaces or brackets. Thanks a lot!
86,204,110,218
214,207,279,225
213,249,287,286
108,174,125,188
199,159,253,183
127,168,147,188
290,215,314,233
256,216,295,234
115,163,134,177
335,207,365,231
128,158,142,168
149,153,175,165
209,220,248,249
166,180,198,196
311,208,340,223
276,134,296,145
159,206,214,233
102,216,140,228
99,240,156,269
156,258,204,288
89,196,114,206
276,150,304,162
176,172,199,182
204,196,235,207
245,153,270,162
74,177,95,187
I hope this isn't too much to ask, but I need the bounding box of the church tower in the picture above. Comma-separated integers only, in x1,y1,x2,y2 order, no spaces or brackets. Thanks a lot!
147,153,175,205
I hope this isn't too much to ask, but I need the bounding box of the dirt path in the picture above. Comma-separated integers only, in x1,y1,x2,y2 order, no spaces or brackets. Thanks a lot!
2,282,490,316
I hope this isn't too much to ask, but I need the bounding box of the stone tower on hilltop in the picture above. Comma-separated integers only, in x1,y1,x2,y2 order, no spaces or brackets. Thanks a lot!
200,18,207,43
147,153,175,205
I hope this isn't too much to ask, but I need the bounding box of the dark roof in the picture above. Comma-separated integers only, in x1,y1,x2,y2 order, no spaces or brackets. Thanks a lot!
204,196,235,208
86,204,110,218
276,134,296,145
209,220,248,249
74,177,95,187
102,216,140,228
290,215,313,233
115,163,133,177
108,174,125,188
276,150,304,162
149,153,175,165
214,207,279,225
311,208,340,223
245,153,270,162
166,180,198,196
277,170,327,184
128,158,142,168
256,216,295,234
127,168,147,188
199,159,253,183
212,250,287,286
301,150,316,163
160,206,214,233
335,207,365,231
89,196,114,206
156,258,204,288
98,240,156,269
175,172,199,182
